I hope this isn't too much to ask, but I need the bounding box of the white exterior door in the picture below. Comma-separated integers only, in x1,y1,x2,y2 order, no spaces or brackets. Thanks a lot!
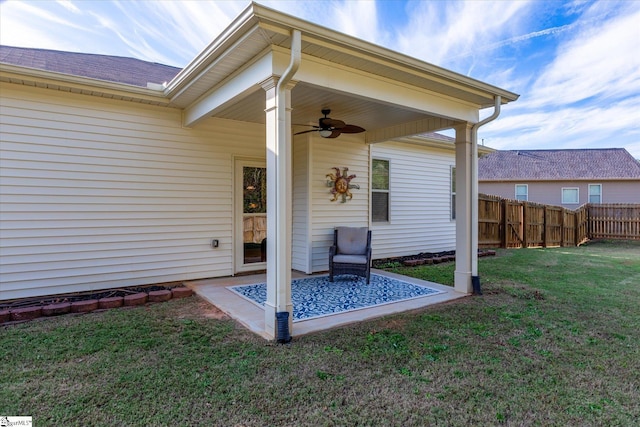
235,159,267,273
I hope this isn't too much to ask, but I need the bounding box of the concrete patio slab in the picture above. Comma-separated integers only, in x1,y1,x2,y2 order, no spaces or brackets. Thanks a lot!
185,269,467,339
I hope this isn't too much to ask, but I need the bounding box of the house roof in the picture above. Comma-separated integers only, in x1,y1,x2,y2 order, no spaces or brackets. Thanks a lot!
0,2,518,139
478,148,640,181
0,45,181,88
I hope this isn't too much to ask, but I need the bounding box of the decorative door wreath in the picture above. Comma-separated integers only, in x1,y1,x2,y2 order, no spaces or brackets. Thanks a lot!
326,167,359,203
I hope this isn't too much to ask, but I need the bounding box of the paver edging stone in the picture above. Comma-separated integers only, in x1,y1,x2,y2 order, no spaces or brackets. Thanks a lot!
11,306,43,322
123,292,148,306
1,310,13,323
71,299,99,313
42,302,71,316
98,296,124,309
148,289,172,303
0,286,193,325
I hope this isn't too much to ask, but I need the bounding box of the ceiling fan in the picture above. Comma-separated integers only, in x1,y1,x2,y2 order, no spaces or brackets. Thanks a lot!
294,109,365,138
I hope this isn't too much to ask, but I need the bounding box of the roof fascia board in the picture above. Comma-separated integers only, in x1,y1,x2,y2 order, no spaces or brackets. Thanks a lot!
167,25,268,103
182,49,281,127
0,63,170,104
301,32,515,106
298,54,479,122
251,2,519,104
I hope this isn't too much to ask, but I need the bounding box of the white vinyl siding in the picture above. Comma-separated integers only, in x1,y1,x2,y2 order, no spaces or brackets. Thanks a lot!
588,184,602,204
562,187,579,204
309,135,369,272
0,83,265,300
370,141,456,259
292,137,311,273
515,184,528,201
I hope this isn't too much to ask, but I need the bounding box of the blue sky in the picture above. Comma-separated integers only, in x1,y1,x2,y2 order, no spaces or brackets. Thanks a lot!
1,0,639,158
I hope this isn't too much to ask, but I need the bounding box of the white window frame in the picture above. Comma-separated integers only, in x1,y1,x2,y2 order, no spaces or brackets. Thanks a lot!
588,184,602,204
561,187,579,204
450,166,456,220
371,158,390,223
515,184,528,201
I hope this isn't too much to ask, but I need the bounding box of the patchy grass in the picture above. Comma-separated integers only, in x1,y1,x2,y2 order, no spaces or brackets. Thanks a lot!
1,241,639,425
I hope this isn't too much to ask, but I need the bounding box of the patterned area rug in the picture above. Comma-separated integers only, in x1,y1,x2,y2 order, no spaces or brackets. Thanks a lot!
228,273,445,322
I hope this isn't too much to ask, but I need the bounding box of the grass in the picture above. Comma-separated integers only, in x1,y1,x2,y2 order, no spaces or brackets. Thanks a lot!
1,240,639,426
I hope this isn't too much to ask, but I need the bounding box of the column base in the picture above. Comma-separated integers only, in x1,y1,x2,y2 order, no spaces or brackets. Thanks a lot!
264,302,277,340
454,270,472,294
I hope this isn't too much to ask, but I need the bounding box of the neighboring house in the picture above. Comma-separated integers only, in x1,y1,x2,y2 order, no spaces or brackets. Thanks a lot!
0,3,518,338
478,149,640,208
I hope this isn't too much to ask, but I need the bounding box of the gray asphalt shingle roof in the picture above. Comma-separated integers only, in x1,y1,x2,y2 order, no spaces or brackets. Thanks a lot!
0,45,181,88
478,148,640,181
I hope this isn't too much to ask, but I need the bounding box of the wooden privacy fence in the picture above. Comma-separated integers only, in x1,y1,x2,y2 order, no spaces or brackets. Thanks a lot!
478,194,639,248
589,204,640,240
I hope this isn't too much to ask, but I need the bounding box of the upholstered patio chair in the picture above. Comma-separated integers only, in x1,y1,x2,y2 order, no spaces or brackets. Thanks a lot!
329,226,372,284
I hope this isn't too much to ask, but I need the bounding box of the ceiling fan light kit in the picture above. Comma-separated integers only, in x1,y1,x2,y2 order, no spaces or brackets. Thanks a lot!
295,109,365,139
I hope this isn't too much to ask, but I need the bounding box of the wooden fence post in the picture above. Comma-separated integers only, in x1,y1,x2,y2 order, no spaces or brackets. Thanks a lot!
560,207,565,247
501,199,508,248
521,201,527,248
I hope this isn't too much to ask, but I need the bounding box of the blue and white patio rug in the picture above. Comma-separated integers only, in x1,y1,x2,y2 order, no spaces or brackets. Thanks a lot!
227,273,445,322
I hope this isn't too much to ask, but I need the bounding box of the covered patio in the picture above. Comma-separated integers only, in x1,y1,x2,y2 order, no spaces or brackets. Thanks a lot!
166,3,518,340
185,269,463,339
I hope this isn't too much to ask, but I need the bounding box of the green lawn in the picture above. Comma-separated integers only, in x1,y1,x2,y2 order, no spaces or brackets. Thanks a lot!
1,240,639,426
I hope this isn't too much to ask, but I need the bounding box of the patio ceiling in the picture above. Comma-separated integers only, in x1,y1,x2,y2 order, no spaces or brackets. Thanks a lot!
205,82,430,133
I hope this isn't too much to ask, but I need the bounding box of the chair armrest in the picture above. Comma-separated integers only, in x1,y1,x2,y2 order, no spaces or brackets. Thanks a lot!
329,245,337,257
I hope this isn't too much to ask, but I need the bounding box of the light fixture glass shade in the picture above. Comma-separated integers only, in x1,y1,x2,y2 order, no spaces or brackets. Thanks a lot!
319,129,332,138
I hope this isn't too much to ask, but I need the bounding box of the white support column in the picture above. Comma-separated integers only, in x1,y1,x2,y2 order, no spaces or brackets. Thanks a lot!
454,123,473,294
262,77,295,340
263,79,278,339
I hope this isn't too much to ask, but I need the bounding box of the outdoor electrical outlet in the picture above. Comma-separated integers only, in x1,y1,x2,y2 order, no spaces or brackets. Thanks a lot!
211,239,219,248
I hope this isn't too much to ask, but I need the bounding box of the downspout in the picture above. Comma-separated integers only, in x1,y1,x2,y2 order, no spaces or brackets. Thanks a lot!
274,29,301,343
471,95,501,295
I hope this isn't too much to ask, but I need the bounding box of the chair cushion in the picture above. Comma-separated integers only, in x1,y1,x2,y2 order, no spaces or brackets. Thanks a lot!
336,227,368,255
332,254,368,264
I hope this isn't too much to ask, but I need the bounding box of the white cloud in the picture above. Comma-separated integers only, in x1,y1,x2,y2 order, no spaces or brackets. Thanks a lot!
528,2,640,109
481,95,640,156
0,1,93,50
392,0,532,68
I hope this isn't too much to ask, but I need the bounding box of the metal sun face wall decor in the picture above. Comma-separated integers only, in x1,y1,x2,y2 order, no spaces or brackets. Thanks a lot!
326,167,359,203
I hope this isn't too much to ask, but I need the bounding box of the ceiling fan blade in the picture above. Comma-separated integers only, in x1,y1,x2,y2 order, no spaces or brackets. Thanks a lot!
321,118,346,129
340,124,366,134
326,129,342,138
294,129,319,135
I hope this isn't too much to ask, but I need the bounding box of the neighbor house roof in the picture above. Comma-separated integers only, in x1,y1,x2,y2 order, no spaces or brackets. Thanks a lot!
0,45,181,88
478,148,640,181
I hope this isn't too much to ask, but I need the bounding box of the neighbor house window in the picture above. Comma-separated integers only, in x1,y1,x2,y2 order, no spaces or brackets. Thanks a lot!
588,184,602,204
371,159,389,222
515,184,528,201
451,166,456,220
562,187,579,204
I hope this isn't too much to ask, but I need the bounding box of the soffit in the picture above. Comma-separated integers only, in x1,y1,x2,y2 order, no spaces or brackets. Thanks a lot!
212,81,431,133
